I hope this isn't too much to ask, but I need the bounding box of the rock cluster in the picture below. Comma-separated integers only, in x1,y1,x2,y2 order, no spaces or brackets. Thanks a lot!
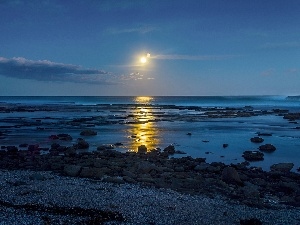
0,144,299,208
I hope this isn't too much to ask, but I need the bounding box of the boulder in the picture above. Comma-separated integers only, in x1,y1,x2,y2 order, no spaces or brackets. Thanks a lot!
250,137,264,143
138,145,147,153
221,167,243,186
76,138,89,149
80,130,97,136
163,145,175,154
223,144,229,148
64,165,82,177
259,144,276,152
270,163,294,172
57,133,73,141
242,151,264,161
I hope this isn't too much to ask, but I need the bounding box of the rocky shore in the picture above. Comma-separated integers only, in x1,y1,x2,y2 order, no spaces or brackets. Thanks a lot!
0,102,300,224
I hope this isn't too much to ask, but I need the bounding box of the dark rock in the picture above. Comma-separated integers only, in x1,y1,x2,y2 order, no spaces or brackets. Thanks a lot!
270,163,294,172
7,146,18,154
114,142,123,146
80,129,97,136
102,177,125,184
138,145,147,153
259,144,276,152
51,143,60,150
223,144,229,148
250,137,264,143
242,151,264,161
186,132,192,136
65,147,77,156
240,218,262,225
256,132,272,136
194,163,210,171
175,150,187,154
221,167,243,186
163,145,175,154
202,140,209,143
19,143,28,148
57,133,73,141
76,138,89,149
64,165,82,177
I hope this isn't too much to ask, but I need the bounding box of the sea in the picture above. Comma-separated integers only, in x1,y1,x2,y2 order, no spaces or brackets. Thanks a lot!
0,95,299,171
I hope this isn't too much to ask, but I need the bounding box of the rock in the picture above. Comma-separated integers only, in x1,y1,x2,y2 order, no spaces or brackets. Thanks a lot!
64,165,82,177
137,161,157,173
76,138,89,149
175,150,186,154
240,218,262,225
270,163,294,172
102,177,125,184
256,132,272,136
80,129,97,136
250,137,264,143
138,145,147,153
242,151,264,161
57,133,73,141
163,145,175,154
29,173,46,181
97,145,114,151
259,144,276,152
79,167,105,179
174,166,185,172
194,163,210,171
65,147,77,156
19,143,28,148
186,133,192,136
223,144,229,148
221,167,243,186
51,143,60,150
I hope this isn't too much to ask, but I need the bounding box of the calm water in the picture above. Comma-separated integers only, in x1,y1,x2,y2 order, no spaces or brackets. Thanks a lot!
0,96,299,171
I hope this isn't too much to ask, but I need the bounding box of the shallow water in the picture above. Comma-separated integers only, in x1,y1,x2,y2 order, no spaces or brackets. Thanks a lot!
0,96,299,171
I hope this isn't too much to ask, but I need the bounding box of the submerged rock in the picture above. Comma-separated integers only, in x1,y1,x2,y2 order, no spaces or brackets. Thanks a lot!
259,144,276,152
250,137,264,143
242,151,264,161
80,129,97,136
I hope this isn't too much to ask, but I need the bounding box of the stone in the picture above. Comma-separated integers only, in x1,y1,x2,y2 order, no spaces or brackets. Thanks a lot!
79,167,105,179
240,218,262,225
57,133,73,141
64,165,82,177
221,167,243,186
138,145,147,153
137,161,157,173
250,137,264,143
77,138,89,149
259,144,276,152
80,129,97,136
223,144,229,148
163,145,175,154
65,147,77,156
270,163,294,172
242,151,264,161
194,163,210,171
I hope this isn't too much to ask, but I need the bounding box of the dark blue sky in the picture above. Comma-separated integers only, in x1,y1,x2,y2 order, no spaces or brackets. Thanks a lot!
0,0,299,96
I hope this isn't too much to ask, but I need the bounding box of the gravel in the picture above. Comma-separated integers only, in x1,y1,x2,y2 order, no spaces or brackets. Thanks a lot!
0,170,299,225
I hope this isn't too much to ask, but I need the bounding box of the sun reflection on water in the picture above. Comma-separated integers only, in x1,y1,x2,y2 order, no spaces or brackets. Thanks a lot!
127,97,159,152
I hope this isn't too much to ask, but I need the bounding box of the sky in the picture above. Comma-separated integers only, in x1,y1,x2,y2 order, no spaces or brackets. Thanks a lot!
0,0,299,96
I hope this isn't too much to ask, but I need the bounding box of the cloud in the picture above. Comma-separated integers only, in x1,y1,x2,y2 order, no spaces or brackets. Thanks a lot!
261,69,275,76
0,57,113,84
150,54,236,61
107,25,157,34
261,41,300,49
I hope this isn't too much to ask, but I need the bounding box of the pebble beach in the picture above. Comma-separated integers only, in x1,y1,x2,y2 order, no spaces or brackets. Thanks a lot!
1,170,300,225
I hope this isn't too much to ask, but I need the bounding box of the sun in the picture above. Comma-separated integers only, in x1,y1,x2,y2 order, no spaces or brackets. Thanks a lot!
140,57,147,64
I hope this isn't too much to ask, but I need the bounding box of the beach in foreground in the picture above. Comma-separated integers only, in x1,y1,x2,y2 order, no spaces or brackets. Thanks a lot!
1,170,300,225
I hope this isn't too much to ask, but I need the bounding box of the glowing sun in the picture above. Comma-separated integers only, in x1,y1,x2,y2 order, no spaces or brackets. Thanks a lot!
140,57,147,64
